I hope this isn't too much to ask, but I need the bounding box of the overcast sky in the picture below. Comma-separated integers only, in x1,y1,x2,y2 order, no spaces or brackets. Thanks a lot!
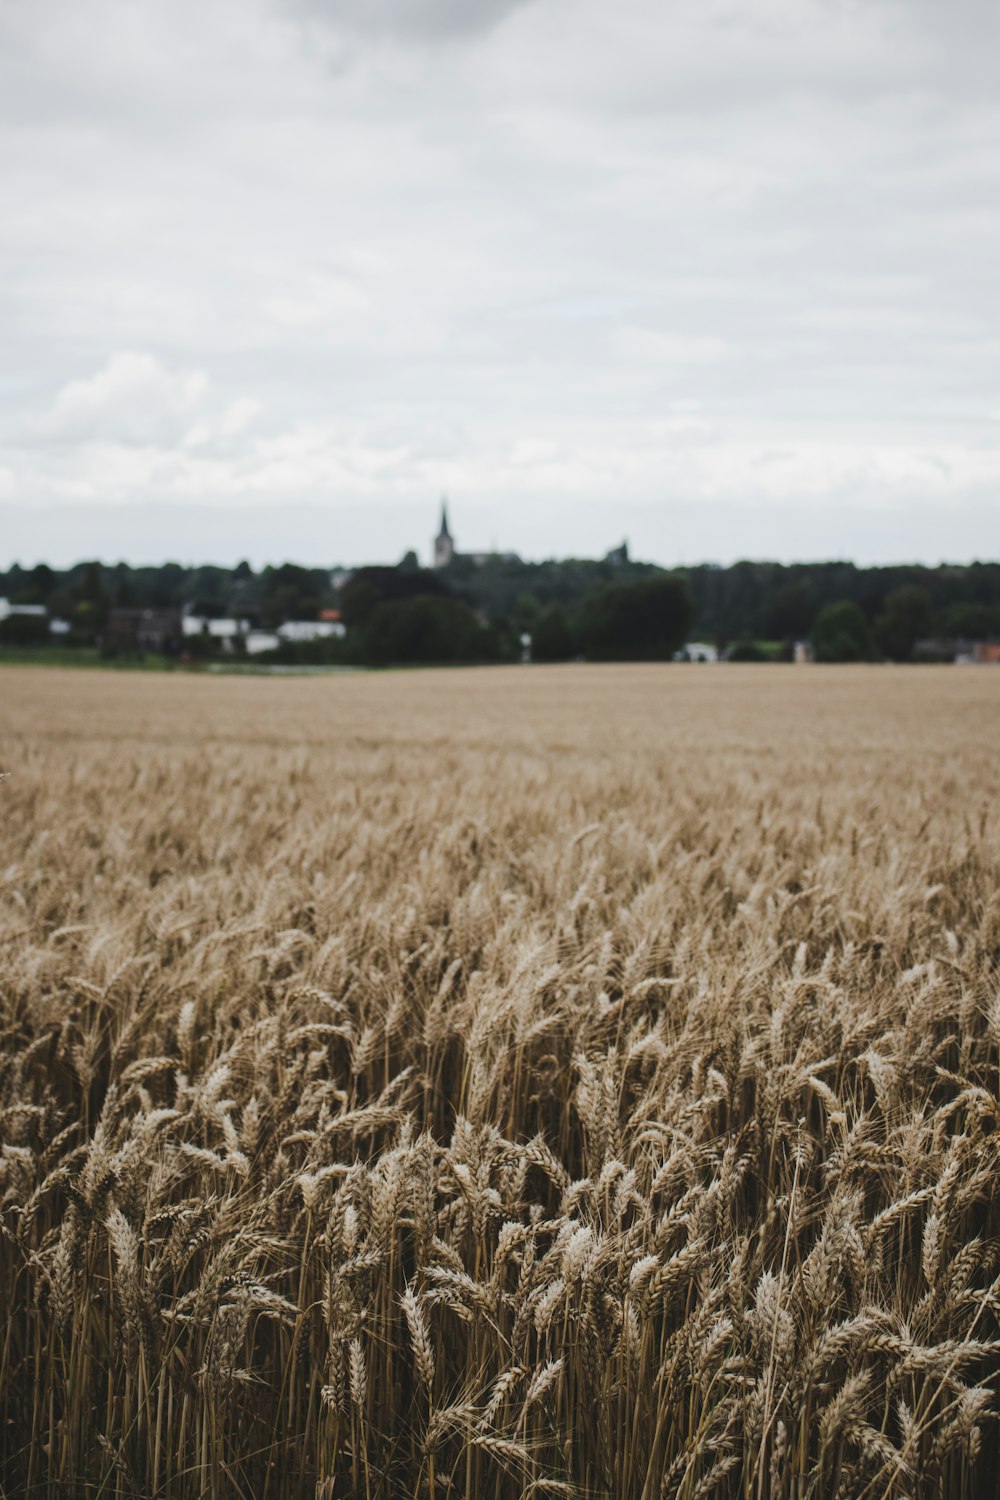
1,0,998,569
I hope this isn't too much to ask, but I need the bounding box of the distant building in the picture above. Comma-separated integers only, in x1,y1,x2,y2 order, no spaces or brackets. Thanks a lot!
246,630,281,656
276,620,345,643
916,637,965,662
431,503,522,569
605,541,629,566
0,598,49,644
970,641,1000,664
915,637,999,663
433,500,455,569
106,607,183,653
182,614,248,640
0,598,47,622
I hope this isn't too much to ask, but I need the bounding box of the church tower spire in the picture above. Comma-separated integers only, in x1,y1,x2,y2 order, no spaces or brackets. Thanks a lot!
433,498,455,569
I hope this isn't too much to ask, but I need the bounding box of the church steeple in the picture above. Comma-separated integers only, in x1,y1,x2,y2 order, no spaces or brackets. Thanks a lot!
433,498,455,568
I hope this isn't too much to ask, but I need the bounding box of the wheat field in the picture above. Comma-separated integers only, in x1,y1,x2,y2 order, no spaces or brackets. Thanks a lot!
1,663,999,1499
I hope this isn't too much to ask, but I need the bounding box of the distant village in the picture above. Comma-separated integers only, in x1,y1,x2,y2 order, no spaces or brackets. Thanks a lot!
1,502,999,665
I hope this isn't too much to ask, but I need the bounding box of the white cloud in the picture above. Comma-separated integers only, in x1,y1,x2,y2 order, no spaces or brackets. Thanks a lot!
22,354,265,461
35,353,211,446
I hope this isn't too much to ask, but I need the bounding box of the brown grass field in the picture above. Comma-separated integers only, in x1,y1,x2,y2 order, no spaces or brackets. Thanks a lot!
2,663,999,1499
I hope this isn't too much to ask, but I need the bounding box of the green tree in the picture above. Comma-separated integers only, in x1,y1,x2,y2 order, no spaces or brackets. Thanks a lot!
763,581,814,641
874,586,932,662
72,562,108,638
727,640,768,662
150,563,186,607
810,601,873,662
583,575,692,661
257,564,331,627
0,613,49,645
531,603,575,662
363,595,498,665
511,592,541,636
938,601,999,641
113,565,136,607
24,564,55,604
341,567,447,630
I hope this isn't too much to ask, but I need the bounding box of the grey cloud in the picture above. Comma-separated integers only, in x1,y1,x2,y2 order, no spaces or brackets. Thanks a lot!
286,0,532,41
0,0,997,567
26,354,212,447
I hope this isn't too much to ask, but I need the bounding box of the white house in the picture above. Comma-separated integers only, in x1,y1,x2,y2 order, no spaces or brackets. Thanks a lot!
276,620,346,643
676,642,719,663
0,598,47,622
245,630,281,656
182,614,249,639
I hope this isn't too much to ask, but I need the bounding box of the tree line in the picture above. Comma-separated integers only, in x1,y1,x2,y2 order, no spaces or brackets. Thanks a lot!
1,554,998,664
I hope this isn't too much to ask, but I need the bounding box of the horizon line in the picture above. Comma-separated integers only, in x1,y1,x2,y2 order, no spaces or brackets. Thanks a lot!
3,552,999,574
